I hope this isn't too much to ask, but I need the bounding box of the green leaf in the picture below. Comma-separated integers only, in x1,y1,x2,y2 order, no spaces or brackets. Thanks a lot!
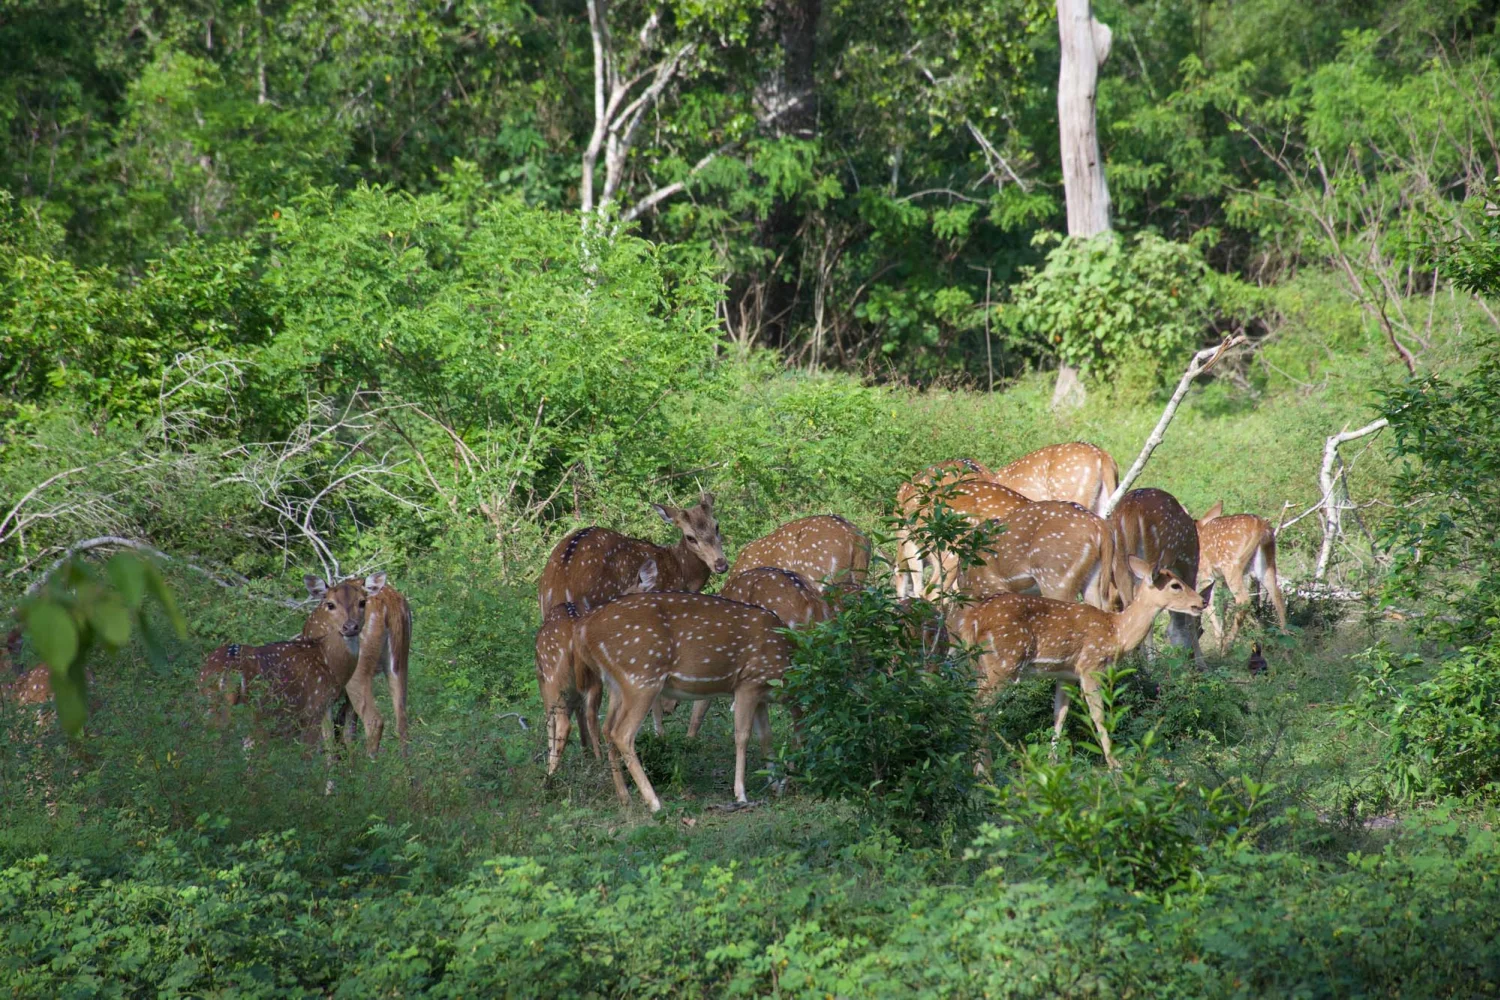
26,600,79,670
51,660,88,737
89,598,133,648
106,553,148,610
144,562,188,639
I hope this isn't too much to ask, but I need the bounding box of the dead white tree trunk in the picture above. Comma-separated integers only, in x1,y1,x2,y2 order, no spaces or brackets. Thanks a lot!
1100,336,1246,519
1052,0,1112,411
1314,418,1389,581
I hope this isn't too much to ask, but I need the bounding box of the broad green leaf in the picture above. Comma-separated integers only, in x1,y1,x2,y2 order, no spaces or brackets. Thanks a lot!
51,660,88,736
144,562,188,638
26,600,78,670
89,598,133,648
106,553,148,610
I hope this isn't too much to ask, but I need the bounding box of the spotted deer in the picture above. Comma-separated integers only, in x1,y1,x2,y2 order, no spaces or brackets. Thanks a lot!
310,579,413,756
538,494,727,614
729,515,871,592
1195,503,1287,649
197,575,379,744
949,555,1211,767
536,560,658,776
682,566,831,739
894,465,1030,599
958,500,1134,611
993,442,1119,516
576,592,793,811
1111,488,1202,652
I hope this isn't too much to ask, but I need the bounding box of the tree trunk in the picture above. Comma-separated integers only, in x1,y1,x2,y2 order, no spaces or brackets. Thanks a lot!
1052,0,1112,410
735,0,821,352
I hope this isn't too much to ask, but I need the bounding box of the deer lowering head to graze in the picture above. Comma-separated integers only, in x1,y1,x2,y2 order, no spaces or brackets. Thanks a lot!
3,665,68,707
949,555,1211,767
730,515,871,592
1195,503,1287,649
1111,488,1201,651
575,592,793,811
307,574,412,757
894,468,1030,599
681,567,831,739
957,500,1134,611
537,493,726,613
198,575,378,744
536,560,658,776
992,442,1119,516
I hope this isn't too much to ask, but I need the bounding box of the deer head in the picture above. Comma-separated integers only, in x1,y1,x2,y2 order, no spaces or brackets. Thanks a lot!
651,494,729,575
1127,554,1212,616
303,573,382,641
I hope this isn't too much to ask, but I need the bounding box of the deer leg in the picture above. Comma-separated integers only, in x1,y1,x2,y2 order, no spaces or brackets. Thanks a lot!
386,648,409,754
546,700,571,776
731,687,761,804
1223,572,1253,652
599,687,633,805
752,702,772,758
1078,672,1118,768
686,699,711,739
610,692,662,812
1050,682,1071,761
894,527,920,599
580,673,603,759
342,666,385,758
650,697,665,737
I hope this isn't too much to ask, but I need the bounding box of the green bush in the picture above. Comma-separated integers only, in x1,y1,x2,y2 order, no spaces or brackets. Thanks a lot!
1347,634,1500,801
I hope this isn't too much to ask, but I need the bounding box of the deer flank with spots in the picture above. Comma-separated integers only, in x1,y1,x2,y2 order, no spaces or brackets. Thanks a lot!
993,441,1120,516
958,500,1135,610
730,515,871,593
1195,503,1287,649
1111,488,1203,652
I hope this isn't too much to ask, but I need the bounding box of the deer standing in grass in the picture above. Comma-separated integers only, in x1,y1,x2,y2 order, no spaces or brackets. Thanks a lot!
949,555,1210,767
1111,488,1203,653
730,515,870,592
536,560,659,776
682,566,831,739
198,575,380,744
576,592,792,811
305,578,413,756
894,465,1029,599
538,494,727,613
992,442,1119,516
1195,503,1287,650
958,500,1134,611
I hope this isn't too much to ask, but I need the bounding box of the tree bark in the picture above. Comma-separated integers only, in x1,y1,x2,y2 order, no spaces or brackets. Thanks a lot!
1052,0,1112,410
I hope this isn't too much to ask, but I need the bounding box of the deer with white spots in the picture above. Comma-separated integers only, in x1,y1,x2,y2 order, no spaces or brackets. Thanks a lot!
730,515,870,593
1195,503,1287,650
1111,488,1203,652
197,575,380,744
309,578,413,756
958,500,1134,611
993,442,1119,516
536,560,658,776
575,592,793,811
537,494,727,613
949,555,1211,767
894,463,1030,599
681,566,831,739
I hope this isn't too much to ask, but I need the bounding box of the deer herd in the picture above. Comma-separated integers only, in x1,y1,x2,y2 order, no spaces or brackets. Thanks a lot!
3,442,1288,815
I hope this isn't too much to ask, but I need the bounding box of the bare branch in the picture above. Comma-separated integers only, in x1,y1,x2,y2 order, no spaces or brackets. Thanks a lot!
1315,417,1389,581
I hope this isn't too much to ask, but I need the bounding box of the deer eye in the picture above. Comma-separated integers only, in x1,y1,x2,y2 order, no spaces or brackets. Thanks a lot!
326,602,336,610
1170,582,1181,590
359,599,367,608
685,534,697,543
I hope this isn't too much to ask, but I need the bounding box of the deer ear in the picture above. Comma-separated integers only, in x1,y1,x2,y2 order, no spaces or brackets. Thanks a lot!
1198,580,1215,602
1200,501,1223,525
1127,555,1151,580
698,491,714,512
305,575,328,597
364,571,387,595
636,559,659,592
651,503,676,525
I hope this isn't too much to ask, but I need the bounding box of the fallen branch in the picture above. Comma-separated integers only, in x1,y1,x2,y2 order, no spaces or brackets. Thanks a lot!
1314,417,1389,581
1100,335,1247,518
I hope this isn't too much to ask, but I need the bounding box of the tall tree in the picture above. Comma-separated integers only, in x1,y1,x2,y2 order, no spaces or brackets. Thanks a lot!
1052,0,1111,409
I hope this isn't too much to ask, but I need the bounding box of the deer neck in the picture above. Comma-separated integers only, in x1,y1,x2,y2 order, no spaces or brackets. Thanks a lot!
1109,597,1165,657
661,540,711,592
316,629,361,684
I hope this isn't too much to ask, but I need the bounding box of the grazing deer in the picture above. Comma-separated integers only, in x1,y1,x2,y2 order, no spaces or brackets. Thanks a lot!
197,575,378,744
576,592,793,811
537,493,726,614
730,515,871,592
895,466,1029,599
536,560,658,776
958,500,1134,611
2,664,93,708
682,567,831,739
1195,503,1288,649
310,577,413,756
993,442,1119,516
1111,488,1202,652
949,555,1211,767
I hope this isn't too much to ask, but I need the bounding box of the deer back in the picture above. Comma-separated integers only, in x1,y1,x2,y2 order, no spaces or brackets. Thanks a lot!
959,500,1122,607
729,515,870,592
1197,513,1273,581
895,459,995,511
575,592,791,698
994,442,1119,514
719,567,831,628
1112,488,1200,587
